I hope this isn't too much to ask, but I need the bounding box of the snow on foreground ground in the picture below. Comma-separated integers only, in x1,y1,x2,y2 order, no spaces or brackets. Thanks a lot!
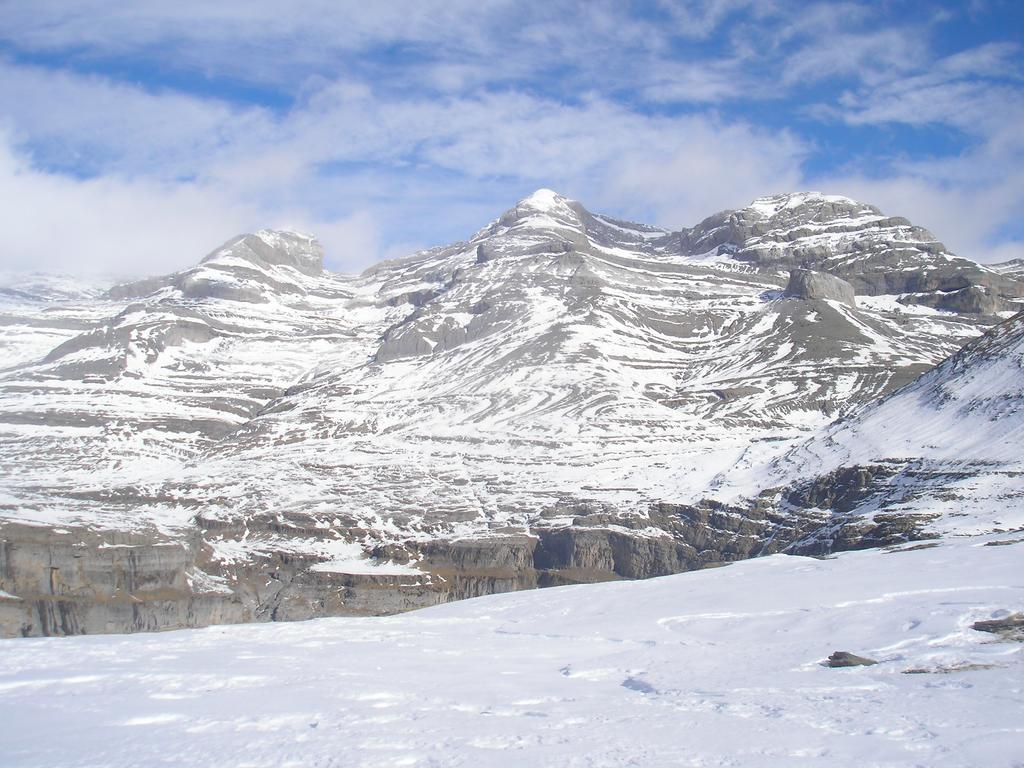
1,536,1022,767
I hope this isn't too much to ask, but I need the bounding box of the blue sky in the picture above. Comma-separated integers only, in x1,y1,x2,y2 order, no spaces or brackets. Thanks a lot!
0,0,1022,275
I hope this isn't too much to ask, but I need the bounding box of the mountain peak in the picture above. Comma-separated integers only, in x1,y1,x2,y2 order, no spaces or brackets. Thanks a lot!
508,188,580,221
744,191,868,218
5,184,1024,642
201,229,324,276
517,188,570,210
489,188,585,236
105,228,326,302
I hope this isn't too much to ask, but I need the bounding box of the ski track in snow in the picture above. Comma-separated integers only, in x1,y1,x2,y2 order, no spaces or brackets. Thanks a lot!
0,535,1021,767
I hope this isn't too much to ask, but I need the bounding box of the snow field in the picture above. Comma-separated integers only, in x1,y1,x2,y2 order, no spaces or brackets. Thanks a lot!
1,534,1021,767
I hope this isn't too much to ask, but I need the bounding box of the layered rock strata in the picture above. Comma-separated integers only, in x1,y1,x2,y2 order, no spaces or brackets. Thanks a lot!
2,191,1022,636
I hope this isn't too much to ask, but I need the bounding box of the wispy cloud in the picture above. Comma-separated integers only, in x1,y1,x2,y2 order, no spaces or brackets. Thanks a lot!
0,1,1021,272
0,59,274,178
0,61,811,272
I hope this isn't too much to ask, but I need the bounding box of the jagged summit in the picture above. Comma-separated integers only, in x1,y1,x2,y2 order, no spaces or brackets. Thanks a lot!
678,191,1023,313
478,188,669,254
683,190,921,259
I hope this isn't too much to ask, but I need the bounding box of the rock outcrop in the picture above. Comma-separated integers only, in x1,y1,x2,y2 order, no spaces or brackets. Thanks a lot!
785,268,857,306
898,284,1010,314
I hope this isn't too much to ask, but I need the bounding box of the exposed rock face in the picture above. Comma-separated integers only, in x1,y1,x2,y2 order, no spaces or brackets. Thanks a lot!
0,486,947,638
682,192,1024,314
785,268,856,307
990,258,1024,278
1,191,1023,636
899,284,1009,314
0,522,244,636
0,520,453,637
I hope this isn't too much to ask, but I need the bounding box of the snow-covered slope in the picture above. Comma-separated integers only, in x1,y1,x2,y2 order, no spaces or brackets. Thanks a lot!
717,309,1024,543
781,308,1024,472
1,533,1021,766
0,272,116,372
183,193,978,535
0,230,372,531
1,191,1022,636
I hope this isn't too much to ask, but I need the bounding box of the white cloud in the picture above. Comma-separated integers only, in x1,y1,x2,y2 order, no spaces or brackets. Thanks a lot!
826,43,1024,141
0,2,506,71
781,27,927,85
939,41,1022,78
0,59,275,178
0,132,390,276
0,61,819,273
641,60,752,104
598,121,807,228
0,2,653,94
800,38,1024,265
655,0,778,39
0,135,253,276
0,1,1021,276
814,170,1024,264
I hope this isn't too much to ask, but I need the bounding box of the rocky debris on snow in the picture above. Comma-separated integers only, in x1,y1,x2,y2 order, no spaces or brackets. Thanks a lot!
971,613,1024,642
824,651,879,668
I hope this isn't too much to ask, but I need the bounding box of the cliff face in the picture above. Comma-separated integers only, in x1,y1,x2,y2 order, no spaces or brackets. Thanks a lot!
0,523,241,636
0,521,447,637
1,191,1022,636
0,492,945,638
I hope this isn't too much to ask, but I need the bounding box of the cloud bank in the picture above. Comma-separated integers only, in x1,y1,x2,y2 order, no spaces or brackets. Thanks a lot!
0,1,1021,274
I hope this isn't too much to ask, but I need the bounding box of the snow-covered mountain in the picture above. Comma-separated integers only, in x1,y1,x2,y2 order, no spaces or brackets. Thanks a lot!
1,190,1022,636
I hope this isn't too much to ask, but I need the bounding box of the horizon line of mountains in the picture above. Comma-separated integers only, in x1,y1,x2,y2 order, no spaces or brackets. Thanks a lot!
1,188,1022,637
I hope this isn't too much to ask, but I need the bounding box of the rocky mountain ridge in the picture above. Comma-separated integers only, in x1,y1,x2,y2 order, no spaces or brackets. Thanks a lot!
1,189,1022,636
991,257,1024,278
